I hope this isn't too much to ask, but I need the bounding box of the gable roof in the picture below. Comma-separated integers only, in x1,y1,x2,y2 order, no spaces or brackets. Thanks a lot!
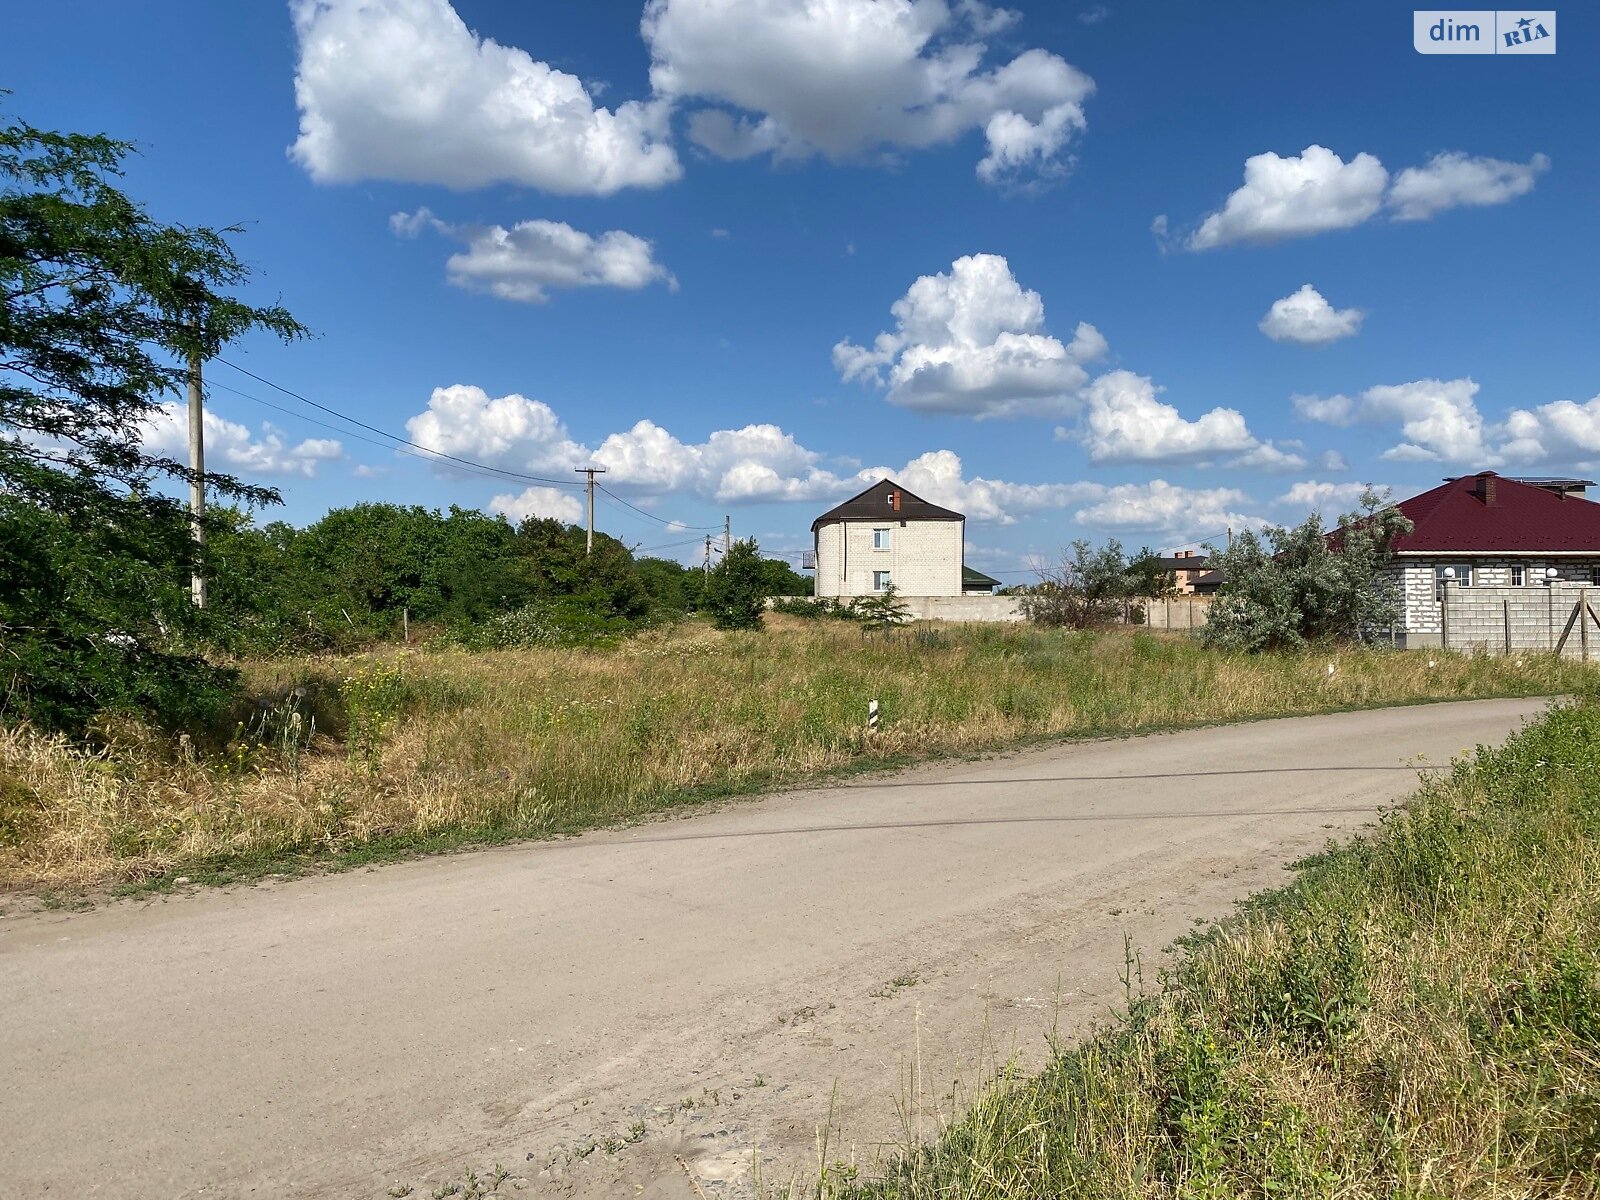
810,479,964,532
1388,472,1600,554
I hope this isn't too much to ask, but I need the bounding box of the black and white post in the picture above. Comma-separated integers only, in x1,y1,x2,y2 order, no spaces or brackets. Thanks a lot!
868,698,879,733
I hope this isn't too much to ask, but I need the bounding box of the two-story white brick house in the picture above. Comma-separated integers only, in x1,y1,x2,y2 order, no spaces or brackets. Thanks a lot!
811,479,964,599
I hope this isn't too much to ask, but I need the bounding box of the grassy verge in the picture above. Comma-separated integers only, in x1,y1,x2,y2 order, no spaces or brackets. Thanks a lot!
820,696,1600,1198
0,618,1588,895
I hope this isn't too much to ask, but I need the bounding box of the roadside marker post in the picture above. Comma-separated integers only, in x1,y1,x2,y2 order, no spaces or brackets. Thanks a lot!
868,699,880,733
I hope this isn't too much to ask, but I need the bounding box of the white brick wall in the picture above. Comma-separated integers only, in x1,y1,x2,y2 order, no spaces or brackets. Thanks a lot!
1392,556,1600,644
1438,581,1600,657
814,518,963,598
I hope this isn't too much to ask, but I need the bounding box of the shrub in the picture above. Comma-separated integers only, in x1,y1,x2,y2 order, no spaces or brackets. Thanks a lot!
703,538,767,631
1204,489,1412,652
856,585,912,631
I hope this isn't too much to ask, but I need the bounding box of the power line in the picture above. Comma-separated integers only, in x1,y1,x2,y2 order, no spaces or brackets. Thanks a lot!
210,360,722,533
596,483,719,531
214,358,583,490
210,379,583,490
635,535,706,554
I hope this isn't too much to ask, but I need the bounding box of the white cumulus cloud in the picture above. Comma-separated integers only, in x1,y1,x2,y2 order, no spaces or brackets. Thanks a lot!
642,0,1094,186
392,208,675,303
1294,378,1489,463
142,404,343,478
1070,370,1276,466
1499,394,1600,467
1388,152,1550,221
405,385,592,473
1187,145,1389,250
1259,284,1364,346
1297,380,1600,469
404,387,1122,526
1275,480,1375,511
488,485,585,525
1074,480,1262,540
867,449,1103,523
1177,145,1547,249
289,0,680,194
833,253,1106,419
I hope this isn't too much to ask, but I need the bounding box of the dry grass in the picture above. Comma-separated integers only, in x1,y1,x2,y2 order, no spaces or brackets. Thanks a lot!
0,617,1588,894
816,696,1600,1199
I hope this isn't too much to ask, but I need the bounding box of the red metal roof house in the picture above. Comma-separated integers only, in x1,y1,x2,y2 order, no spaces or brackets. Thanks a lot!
1384,472,1600,646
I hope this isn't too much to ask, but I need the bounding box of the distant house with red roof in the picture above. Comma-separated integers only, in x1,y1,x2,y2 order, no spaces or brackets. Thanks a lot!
1385,471,1600,645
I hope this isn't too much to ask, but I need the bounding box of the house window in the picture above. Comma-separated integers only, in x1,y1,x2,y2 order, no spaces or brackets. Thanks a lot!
1591,566,1600,586
872,527,892,550
1511,564,1525,586
1434,564,1472,600
872,570,892,592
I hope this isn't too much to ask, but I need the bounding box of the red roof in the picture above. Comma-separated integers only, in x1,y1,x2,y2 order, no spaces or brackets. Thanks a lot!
1390,472,1600,554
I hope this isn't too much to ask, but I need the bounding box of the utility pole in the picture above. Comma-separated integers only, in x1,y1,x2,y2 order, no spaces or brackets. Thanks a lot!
723,514,731,556
187,336,207,608
575,465,606,555
704,535,712,578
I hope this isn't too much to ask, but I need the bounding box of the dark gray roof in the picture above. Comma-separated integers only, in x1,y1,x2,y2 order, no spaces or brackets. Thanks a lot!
811,479,964,532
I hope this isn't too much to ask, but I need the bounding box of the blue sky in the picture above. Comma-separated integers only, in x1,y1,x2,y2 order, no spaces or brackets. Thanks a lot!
7,1,1594,578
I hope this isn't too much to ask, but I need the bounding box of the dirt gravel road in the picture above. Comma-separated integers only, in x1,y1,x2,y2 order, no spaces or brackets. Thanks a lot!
0,698,1543,1198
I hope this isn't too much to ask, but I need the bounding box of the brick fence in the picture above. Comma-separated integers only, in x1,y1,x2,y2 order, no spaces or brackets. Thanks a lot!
767,595,1024,622
1437,582,1600,658
1146,595,1213,632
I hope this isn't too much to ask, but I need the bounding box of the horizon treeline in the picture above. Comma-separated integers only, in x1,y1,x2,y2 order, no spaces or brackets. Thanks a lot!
204,502,813,655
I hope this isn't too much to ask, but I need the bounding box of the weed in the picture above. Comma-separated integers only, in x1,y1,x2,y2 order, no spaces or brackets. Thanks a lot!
814,696,1600,1198
1,624,1585,892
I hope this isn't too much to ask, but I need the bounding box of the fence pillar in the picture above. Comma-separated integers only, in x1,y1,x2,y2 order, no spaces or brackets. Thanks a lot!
1584,588,1590,663
1440,587,1449,651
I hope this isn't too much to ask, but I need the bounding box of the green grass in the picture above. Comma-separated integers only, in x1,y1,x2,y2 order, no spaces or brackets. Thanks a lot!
2,619,1589,896
815,695,1600,1198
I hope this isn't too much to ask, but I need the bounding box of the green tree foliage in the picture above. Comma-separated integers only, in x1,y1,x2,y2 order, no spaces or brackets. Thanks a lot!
511,518,647,619
1,114,306,734
1126,546,1178,600
634,555,702,614
703,538,768,630
1202,489,1414,652
756,556,813,597
1020,539,1142,629
856,584,912,631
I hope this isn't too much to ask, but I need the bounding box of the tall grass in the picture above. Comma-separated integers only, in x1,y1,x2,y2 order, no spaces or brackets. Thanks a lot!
0,618,1587,893
817,696,1600,1198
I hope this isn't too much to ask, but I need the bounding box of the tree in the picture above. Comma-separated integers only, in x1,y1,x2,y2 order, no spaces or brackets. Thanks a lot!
512,518,647,619
1202,489,1413,652
756,557,813,597
702,538,767,630
1126,546,1178,600
856,584,911,631
1019,539,1135,629
1,113,307,733
634,556,698,614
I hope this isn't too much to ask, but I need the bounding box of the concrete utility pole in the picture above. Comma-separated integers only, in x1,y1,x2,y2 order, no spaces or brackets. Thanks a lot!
723,514,730,556
187,341,206,608
704,535,712,578
575,466,607,555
